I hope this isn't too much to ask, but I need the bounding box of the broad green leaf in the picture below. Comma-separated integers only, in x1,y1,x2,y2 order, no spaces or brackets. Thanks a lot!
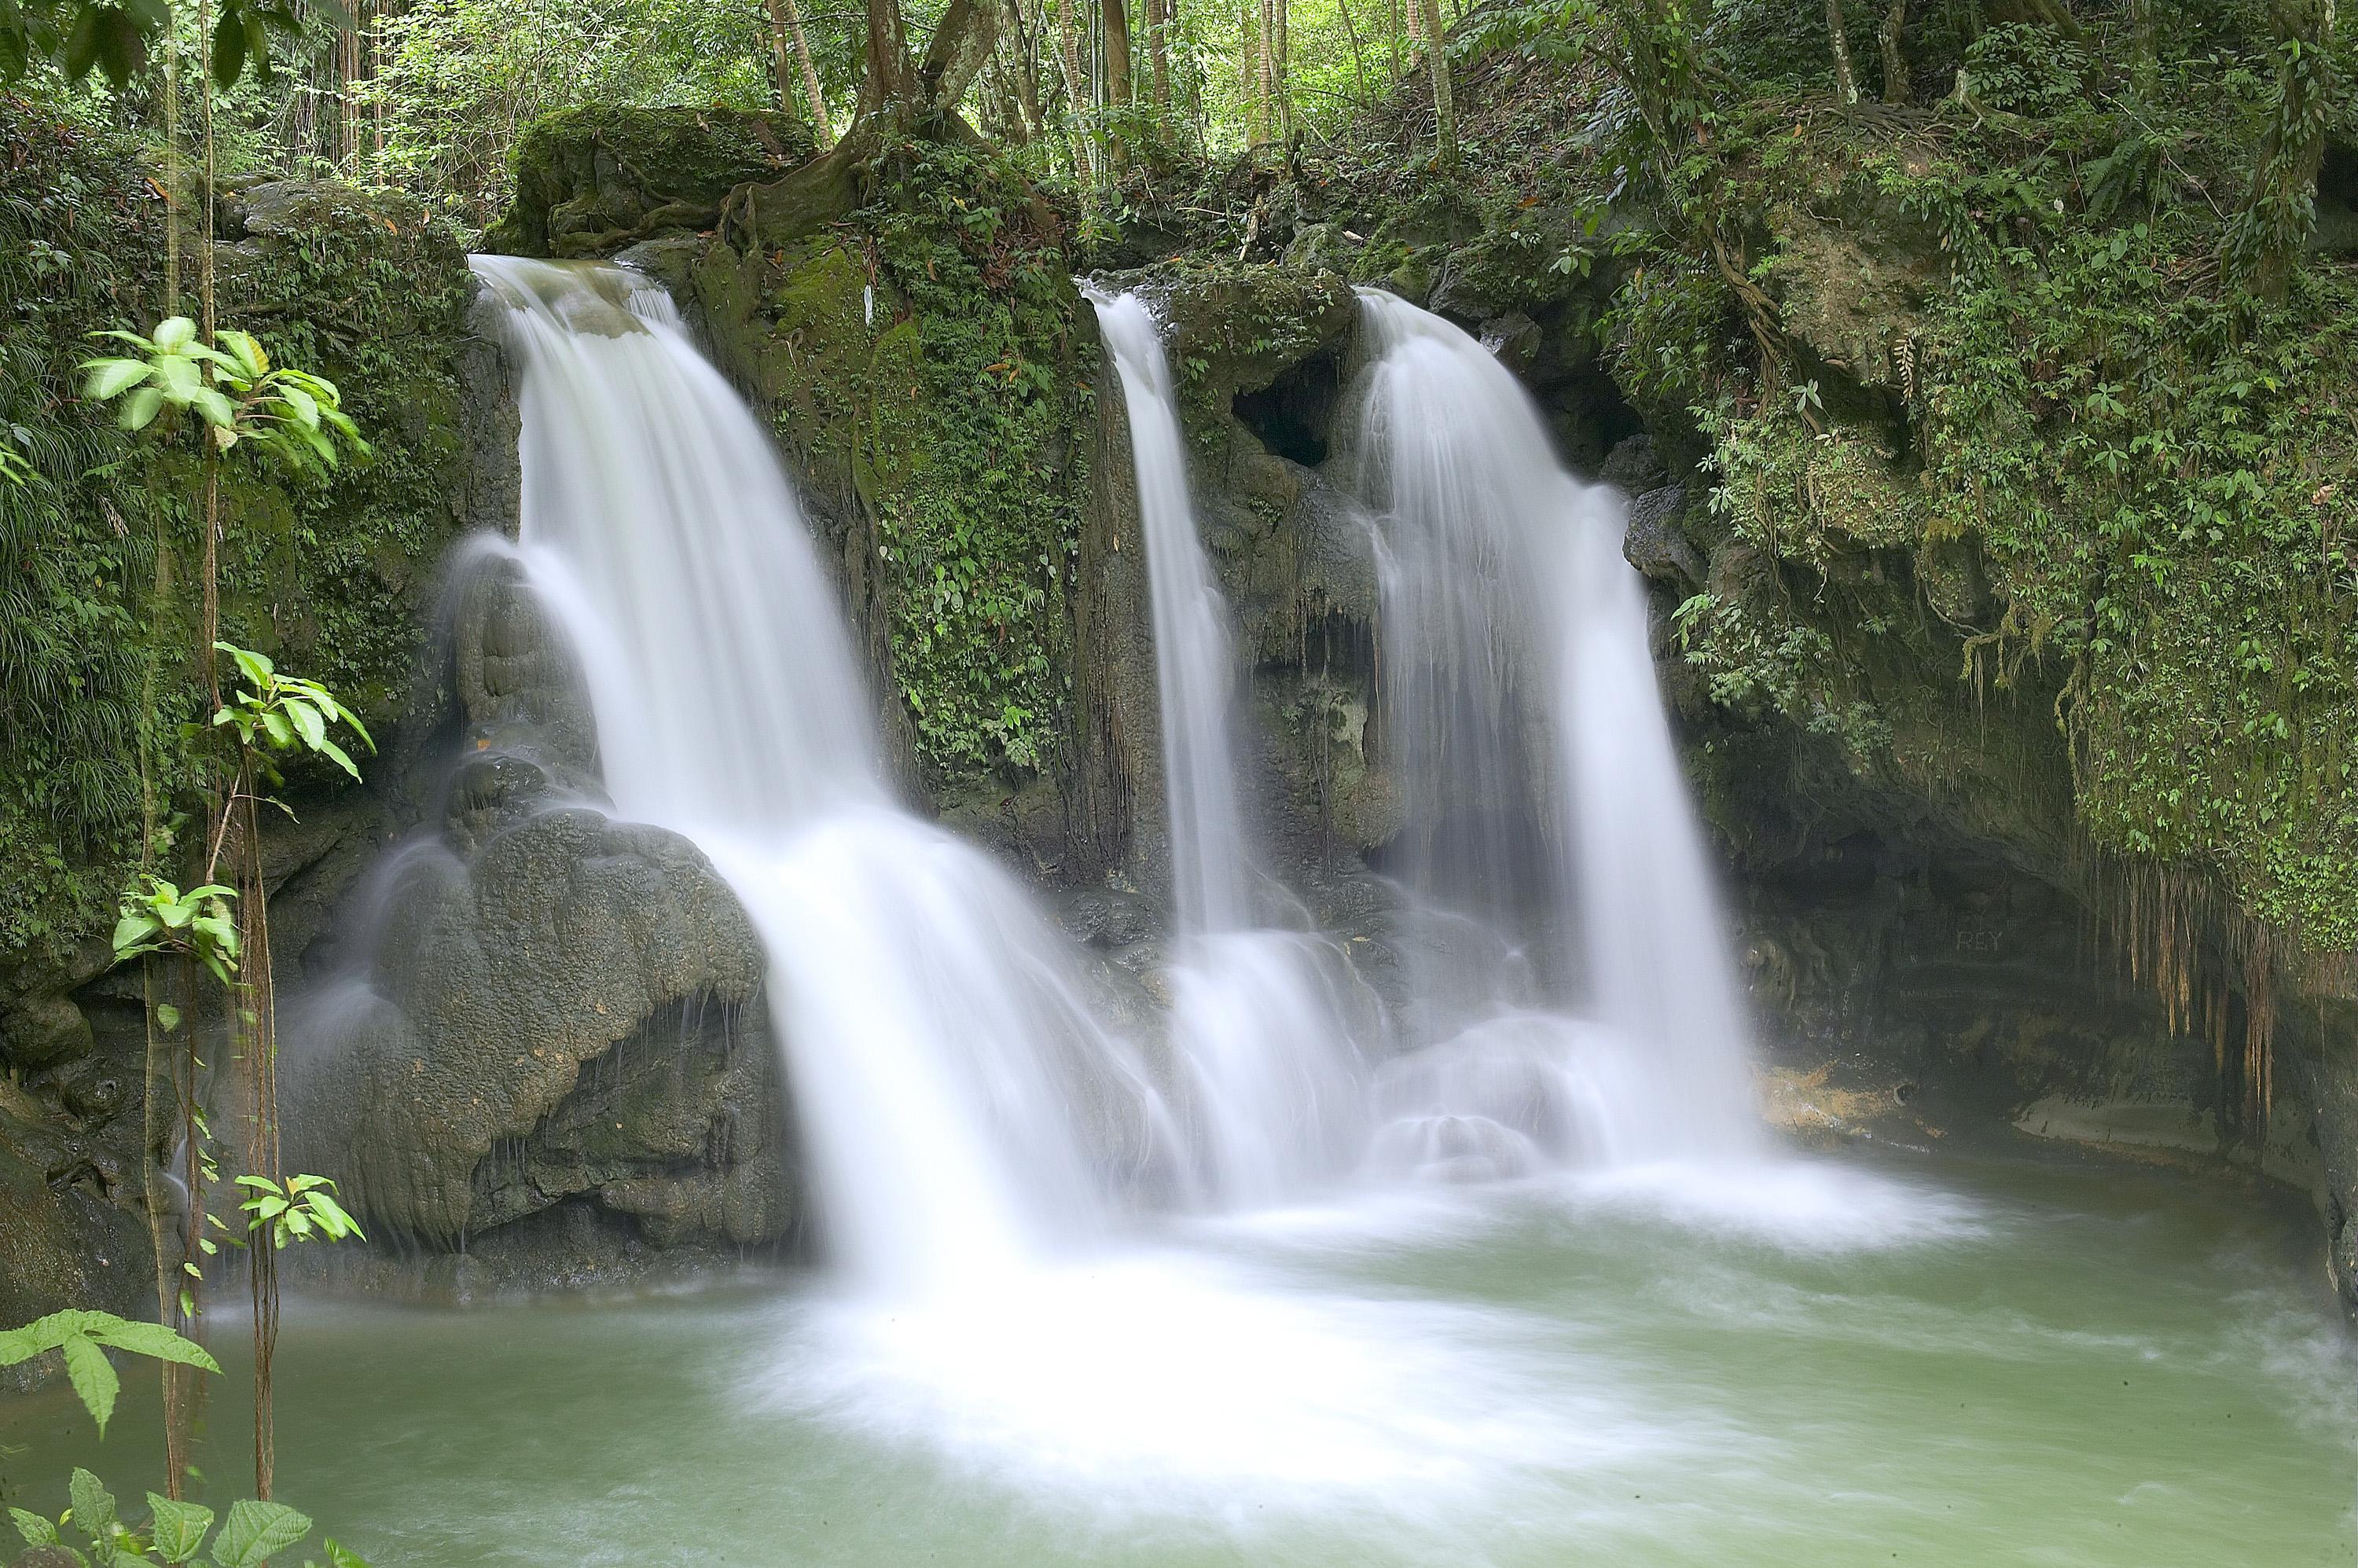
88,1319,220,1373
277,385,318,431
217,644,274,685
152,318,197,353
156,1002,182,1032
119,387,165,431
259,708,292,748
112,913,161,953
189,387,235,429
81,358,152,400
213,1500,312,1568
68,1471,116,1539
61,1334,119,1437
9,1507,59,1547
217,330,268,380
282,698,325,750
146,1496,213,1564
315,736,362,780
152,353,201,405
321,1539,371,1568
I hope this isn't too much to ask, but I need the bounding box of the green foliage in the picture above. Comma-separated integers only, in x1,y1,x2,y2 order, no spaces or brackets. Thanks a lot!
81,321,369,472
0,1312,219,1439
753,134,1093,781
1,0,308,88
210,642,376,784
234,1173,364,1249
1590,5,2358,947
111,876,239,983
0,96,474,957
362,0,774,223
9,1470,363,1568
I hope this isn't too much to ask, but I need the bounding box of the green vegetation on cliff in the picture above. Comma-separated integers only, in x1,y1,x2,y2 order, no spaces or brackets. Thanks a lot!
0,96,481,957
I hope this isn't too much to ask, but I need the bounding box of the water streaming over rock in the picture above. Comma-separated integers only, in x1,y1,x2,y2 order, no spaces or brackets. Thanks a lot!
1089,287,1368,1204
1353,288,1762,1163
472,256,1173,1292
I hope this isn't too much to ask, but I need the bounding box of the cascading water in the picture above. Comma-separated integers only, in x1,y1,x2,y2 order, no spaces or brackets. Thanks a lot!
1089,287,1367,1203
1353,289,1762,1166
471,256,1171,1293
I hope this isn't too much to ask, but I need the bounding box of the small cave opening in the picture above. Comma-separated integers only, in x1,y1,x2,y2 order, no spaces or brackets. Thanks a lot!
1234,351,1341,467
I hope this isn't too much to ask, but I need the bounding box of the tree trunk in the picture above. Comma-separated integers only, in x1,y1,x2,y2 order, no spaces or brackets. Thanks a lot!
1144,0,1169,112
1878,0,1907,101
1335,0,1370,101
2128,0,2157,94
1827,0,1858,105
1416,0,1453,166
1257,0,1277,144
766,0,835,146
1053,0,1099,177
1273,0,1290,137
1100,0,1132,108
2228,0,2338,299
1000,0,1046,138
917,0,1000,112
1243,0,1264,143
862,0,915,123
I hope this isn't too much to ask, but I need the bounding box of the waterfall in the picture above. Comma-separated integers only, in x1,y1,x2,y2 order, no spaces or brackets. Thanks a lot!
1089,288,1367,1204
1354,290,1761,1163
472,256,1171,1292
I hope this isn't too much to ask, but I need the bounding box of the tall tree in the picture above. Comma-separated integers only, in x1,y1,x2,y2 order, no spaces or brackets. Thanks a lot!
1099,0,1131,112
1877,0,1907,103
1825,0,1857,105
1416,0,1453,165
1144,0,1169,114
764,0,835,145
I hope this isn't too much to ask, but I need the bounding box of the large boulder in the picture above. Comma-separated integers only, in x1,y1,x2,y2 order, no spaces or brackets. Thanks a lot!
486,107,811,259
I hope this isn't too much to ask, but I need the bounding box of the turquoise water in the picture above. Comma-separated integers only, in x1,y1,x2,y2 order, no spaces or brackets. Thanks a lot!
6,1144,2353,1566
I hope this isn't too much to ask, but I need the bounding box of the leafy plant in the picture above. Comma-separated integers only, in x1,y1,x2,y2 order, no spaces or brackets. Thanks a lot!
111,878,241,984
210,644,376,784
80,320,369,474
8,1469,368,1568
0,1313,219,1440
235,1175,365,1250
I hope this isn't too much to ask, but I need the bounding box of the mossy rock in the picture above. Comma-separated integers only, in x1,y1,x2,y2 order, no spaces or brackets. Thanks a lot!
487,106,813,259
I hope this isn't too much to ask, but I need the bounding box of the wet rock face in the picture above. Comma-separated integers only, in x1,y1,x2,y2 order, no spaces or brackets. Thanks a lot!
285,560,795,1272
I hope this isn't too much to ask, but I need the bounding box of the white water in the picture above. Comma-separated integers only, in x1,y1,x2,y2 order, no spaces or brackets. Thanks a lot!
1354,290,1763,1162
1090,288,1367,1205
451,260,1903,1535
472,256,1171,1293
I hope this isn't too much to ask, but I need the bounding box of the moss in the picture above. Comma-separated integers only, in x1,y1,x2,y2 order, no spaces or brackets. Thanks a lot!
695,135,1100,788
487,105,811,258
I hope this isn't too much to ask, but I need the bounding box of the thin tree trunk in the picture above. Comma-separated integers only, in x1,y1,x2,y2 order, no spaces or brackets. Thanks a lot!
1416,0,1453,165
1242,0,1262,143
1878,0,1907,101
1257,0,1276,145
1335,0,1369,101
1386,0,1399,84
1272,0,1289,138
1001,0,1045,137
1100,0,1132,108
1827,0,1858,105
2128,0,2157,94
778,0,834,145
1053,0,1100,177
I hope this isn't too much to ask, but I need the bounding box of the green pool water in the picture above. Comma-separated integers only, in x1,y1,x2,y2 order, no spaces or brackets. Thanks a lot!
6,1143,2353,1566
